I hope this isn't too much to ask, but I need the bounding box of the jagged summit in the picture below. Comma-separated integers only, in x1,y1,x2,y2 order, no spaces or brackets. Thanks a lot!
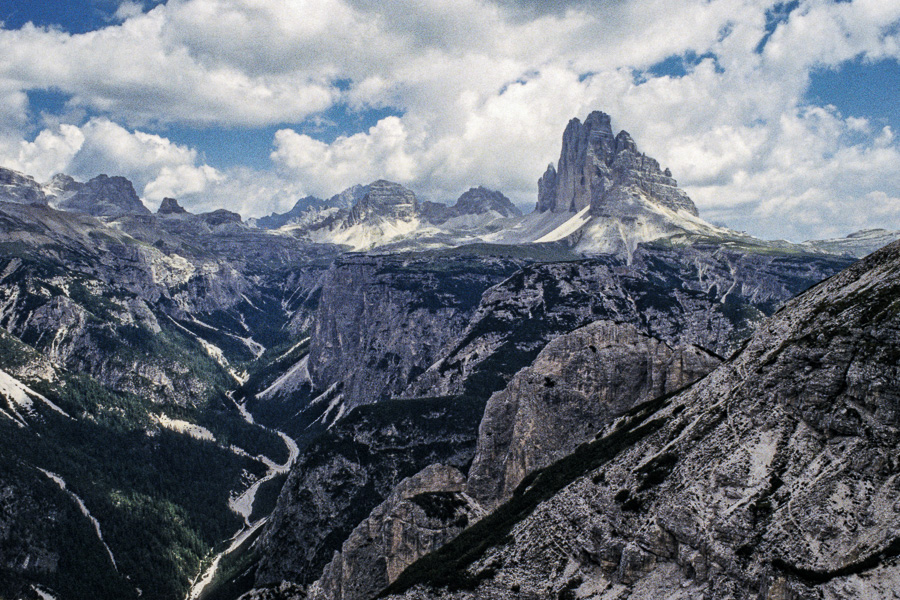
57,174,150,217
42,173,80,206
0,167,47,206
452,186,521,218
157,197,188,215
345,180,419,227
493,110,728,255
538,110,697,217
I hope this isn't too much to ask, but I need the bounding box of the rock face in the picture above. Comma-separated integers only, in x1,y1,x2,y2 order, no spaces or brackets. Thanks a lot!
466,321,721,510
449,187,521,219
0,197,321,405
308,465,484,600
0,167,47,205
345,180,418,227
57,174,150,217
254,395,485,588
541,111,697,217
157,197,188,215
406,244,852,402
383,239,900,600
305,253,524,412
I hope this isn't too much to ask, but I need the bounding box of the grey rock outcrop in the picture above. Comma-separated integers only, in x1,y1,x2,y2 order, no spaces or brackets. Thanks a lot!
345,181,418,227
306,253,524,411
157,197,188,215
384,239,900,600
254,396,485,588
57,174,150,217
406,244,851,402
0,167,47,205
308,465,485,600
449,187,521,219
466,320,721,510
542,111,697,217
536,163,557,213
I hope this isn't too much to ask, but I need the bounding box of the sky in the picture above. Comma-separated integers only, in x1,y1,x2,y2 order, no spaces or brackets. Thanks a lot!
0,0,898,241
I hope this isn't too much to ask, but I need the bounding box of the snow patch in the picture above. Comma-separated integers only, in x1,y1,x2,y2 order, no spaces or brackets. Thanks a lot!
0,367,71,420
317,217,424,251
534,206,592,243
31,585,58,600
37,468,118,570
257,355,310,400
153,414,216,442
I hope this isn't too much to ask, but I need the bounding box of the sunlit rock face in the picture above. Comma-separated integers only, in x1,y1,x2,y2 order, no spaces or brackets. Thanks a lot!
538,111,697,217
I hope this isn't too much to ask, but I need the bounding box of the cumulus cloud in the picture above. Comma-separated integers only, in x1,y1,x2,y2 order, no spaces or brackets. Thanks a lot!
0,0,897,239
1,125,86,181
0,117,223,206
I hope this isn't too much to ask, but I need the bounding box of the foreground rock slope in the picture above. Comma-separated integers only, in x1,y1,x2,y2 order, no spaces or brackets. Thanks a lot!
382,240,900,600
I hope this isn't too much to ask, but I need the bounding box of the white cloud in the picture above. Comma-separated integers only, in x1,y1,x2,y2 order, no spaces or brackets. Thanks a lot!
1,125,85,181
0,0,896,239
0,118,223,206
113,1,146,22
271,116,423,197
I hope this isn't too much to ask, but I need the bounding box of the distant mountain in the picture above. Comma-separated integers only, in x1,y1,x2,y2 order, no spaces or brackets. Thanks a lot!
0,167,47,205
490,111,730,253
56,174,151,217
803,228,900,258
157,197,188,215
43,173,80,206
254,185,367,230
432,186,522,222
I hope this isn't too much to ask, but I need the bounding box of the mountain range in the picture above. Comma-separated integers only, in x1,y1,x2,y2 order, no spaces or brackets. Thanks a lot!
1,111,899,600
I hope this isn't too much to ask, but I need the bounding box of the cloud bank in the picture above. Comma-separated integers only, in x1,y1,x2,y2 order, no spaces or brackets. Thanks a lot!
0,0,898,240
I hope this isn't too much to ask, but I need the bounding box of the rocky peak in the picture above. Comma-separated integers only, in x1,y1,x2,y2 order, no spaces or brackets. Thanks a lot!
254,195,330,229
451,187,521,218
614,130,637,154
330,184,369,209
0,167,48,206
465,320,721,510
345,180,418,226
57,174,150,217
536,163,557,212
157,197,188,215
198,208,242,226
540,110,698,217
308,464,485,600
43,173,81,206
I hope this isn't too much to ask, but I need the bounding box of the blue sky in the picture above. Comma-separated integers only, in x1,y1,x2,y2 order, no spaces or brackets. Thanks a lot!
0,0,898,241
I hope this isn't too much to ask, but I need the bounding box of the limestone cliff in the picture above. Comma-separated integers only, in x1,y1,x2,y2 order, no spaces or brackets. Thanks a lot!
308,465,484,600
466,320,721,510
384,239,900,600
